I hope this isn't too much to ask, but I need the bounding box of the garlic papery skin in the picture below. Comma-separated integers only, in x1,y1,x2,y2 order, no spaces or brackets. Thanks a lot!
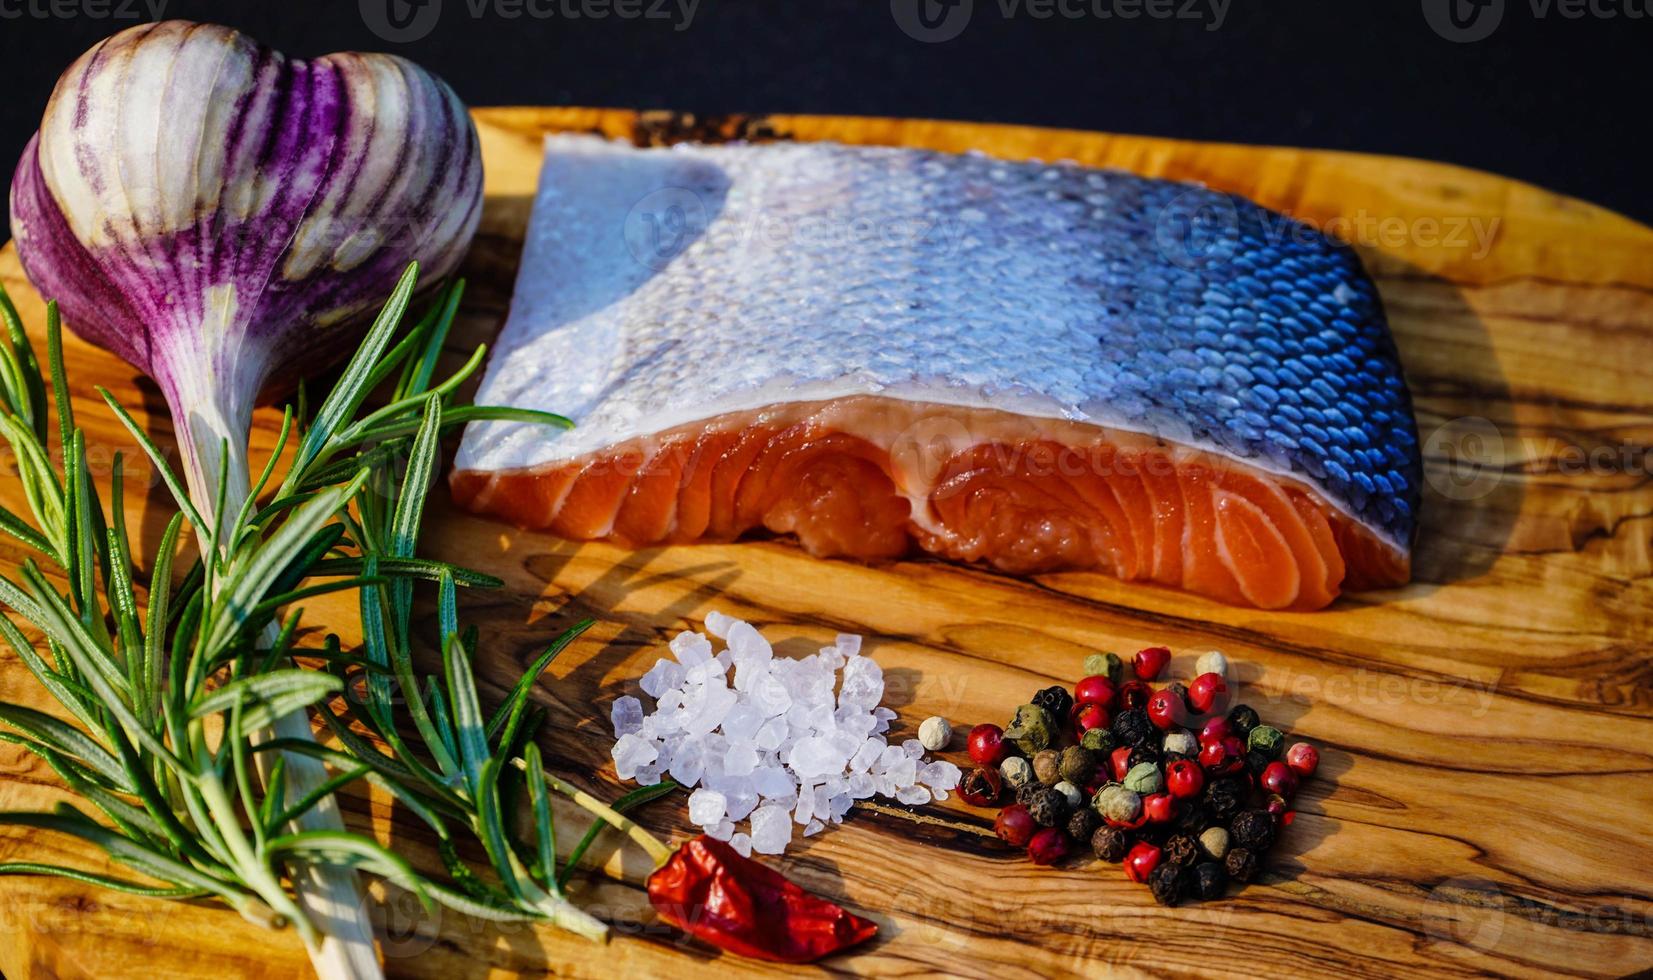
10,19,482,510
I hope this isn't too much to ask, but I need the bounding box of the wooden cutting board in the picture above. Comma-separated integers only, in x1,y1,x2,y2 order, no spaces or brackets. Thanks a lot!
0,107,1650,979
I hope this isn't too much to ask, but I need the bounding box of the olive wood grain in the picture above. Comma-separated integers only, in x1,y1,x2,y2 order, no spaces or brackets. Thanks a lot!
0,107,1649,978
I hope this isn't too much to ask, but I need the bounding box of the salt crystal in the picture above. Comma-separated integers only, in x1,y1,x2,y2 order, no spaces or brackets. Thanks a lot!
670,630,714,666
887,756,918,788
920,760,962,791
721,703,763,742
903,738,925,759
848,772,875,798
753,765,794,799
933,789,949,802
875,744,905,773
750,805,792,855
704,610,736,638
668,738,705,788
706,819,735,841
723,743,759,777
635,764,661,786
610,696,644,737
804,819,825,837
795,784,815,825
835,633,862,657
684,684,736,736
611,734,657,780
829,793,852,820
750,673,793,717
716,649,734,669
724,786,759,822
896,784,931,805
639,660,684,698
725,621,772,664
688,788,727,826
789,736,844,779
755,716,787,751
730,832,752,857
849,738,882,772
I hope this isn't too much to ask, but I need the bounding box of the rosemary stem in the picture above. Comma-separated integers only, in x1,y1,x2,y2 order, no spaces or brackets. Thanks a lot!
508,757,674,868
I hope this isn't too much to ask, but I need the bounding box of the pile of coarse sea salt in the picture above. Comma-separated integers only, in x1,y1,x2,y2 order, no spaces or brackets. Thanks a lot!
609,611,961,857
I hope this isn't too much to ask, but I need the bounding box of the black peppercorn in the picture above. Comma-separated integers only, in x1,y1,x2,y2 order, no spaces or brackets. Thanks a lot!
1026,787,1067,827
1226,703,1261,737
1163,833,1201,867
1163,681,1191,709
1225,846,1259,883
1112,708,1154,748
1203,776,1247,821
1015,781,1046,808
1091,825,1130,862
1031,685,1073,720
1172,800,1210,834
1230,809,1277,852
1126,743,1161,771
1148,863,1185,907
1058,745,1097,786
1066,807,1100,843
1191,861,1228,901
1244,748,1273,779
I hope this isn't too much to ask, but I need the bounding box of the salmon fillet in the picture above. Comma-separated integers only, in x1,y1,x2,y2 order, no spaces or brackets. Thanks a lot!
452,137,1420,610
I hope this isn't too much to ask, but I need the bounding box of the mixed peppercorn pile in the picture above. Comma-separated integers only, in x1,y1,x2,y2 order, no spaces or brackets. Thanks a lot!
957,648,1319,906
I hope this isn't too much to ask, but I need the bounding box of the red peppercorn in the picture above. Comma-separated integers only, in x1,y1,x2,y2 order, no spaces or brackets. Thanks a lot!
1187,672,1229,714
1124,841,1163,883
994,804,1036,847
1286,742,1320,778
1110,745,1135,782
1261,761,1298,797
1133,647,1170,681
1199,736,1246,775
1198,716,1233,746
1117,679,1152,710
1265,793,1289,818
1027,827,1071,865
1074,675,1117,710
1146,689,1187,730
968,724,1008,767
1165,758,1206,799
958,766,1004,807
1072,702,1110,737
1143,792,1177,824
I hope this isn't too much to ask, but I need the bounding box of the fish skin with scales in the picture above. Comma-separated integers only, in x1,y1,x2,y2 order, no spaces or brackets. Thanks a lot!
456,135,1421,592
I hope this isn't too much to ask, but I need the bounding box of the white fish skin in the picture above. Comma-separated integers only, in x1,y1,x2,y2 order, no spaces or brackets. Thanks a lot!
458,135,1418,550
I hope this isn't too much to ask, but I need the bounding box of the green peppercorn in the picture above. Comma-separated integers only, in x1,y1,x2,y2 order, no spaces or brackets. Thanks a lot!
1227,704,1261,737
1191,861,1228,900
1059,745,1097,786
1084,651,1124,685
1026,786,1067,827
1163,833,1201,867
1066,806,1100,843
1247,725,1284,760
1006,703,1058,755
1112,707,1155,748
1000,755,1034,790
1032,748,1063,787
1162,730,1198,758
1230,809,1277,851
1122,762,1164,795
1092,825,1130,862
1081,727,1115,753
1199,826,1230,860
1148,863,1185,907
1093,784,1142,824
1225,847,1259,883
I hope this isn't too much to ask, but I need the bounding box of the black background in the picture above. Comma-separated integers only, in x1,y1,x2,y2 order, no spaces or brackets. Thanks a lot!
0,0,1646,234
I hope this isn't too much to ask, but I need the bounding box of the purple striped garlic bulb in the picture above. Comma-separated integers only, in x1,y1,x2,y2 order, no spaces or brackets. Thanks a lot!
9,20,482,515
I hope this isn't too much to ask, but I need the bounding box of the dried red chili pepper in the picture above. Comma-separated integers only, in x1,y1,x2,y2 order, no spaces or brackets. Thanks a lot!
647,835,878,963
